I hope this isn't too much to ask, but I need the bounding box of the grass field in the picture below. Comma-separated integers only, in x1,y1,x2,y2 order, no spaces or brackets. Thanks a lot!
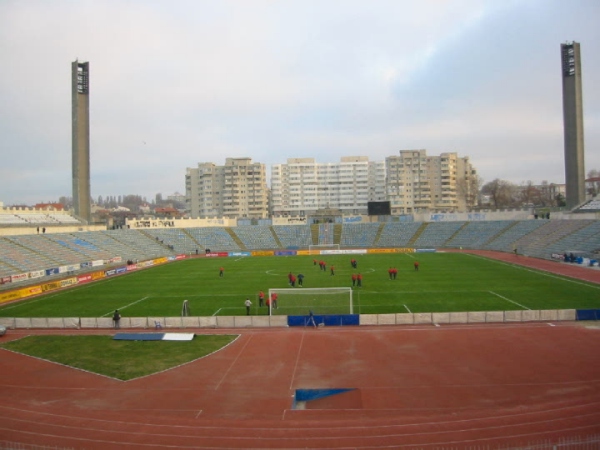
0,334,238,380
1,252,599,318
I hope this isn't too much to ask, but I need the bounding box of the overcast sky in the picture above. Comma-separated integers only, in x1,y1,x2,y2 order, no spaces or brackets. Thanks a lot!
1,0,598,206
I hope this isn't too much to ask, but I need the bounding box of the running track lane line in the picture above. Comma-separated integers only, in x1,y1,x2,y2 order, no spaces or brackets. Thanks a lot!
213,334,253,391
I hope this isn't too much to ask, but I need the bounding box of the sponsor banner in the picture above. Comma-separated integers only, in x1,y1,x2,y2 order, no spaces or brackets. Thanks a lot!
154,257,168,265
167,256,177,261
394,248,415,254
91,271,106,281
105,269,117,276
367,248,395,254
45,267,60,276
251,251,274,257
321,249,367,255
229,251,251,257
296,250,311,256
205,252,228,258
0,276,11,285
80,262,92,269
92,260,104,267
28,270,45,279
11,273,28,283
60,278,78,288
42,281,62,292
77,274,93,284
127,264,138,272
415,248,436,253
274,250,296,256
0,289,22,304
115,267,127,275
21,286,43,297
60,264,79,273
138,260,154,268
175,254,187,260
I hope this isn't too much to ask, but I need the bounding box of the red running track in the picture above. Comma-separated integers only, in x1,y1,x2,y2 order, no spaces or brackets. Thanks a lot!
0,251,599,449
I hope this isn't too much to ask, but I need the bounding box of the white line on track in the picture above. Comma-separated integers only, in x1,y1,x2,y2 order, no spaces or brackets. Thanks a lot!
290,332,306,390
214,334,253,391
489,291,531,310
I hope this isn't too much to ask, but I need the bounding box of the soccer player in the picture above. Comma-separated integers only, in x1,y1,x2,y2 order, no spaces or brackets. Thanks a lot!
258,290,265,307
351,273,357,287
219,267,224,277
297,273,304,287
330,265,335,276
414,261,420,271
271,292,278,309
307,310,317,328
245,298,252,315
357,273,363,287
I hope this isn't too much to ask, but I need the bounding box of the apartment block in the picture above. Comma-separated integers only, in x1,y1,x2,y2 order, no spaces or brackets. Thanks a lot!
386,150,477,214
186,158,269,219
270,157,386,217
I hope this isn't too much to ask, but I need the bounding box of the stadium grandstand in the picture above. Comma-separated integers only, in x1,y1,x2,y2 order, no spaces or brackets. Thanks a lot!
1,205,599,290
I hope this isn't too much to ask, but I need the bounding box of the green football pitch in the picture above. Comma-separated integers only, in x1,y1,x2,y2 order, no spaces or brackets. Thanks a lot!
0,252,599,318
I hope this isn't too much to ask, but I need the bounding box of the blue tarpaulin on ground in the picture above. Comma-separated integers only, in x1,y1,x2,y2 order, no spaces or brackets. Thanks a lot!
295,388,355,402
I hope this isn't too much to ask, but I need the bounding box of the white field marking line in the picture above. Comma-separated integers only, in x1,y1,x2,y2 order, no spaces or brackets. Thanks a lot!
404,304,412,313
214,334,253,391
212,308,222,316
465,253,600,290
289,331,306,390
489,291,531,310
101,296,149,317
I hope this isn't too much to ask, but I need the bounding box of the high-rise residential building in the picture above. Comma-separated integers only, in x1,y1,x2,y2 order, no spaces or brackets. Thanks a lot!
71,60,91,222
270,157,386,217
386,150,477,214
186,158,269,219
560,41,586,209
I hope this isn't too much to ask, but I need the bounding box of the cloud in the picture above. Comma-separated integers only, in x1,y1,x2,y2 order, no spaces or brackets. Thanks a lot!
0,0,598,205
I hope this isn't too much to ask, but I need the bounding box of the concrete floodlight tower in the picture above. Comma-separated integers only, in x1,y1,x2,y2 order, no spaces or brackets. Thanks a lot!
71,60,91,222
560,42,585,210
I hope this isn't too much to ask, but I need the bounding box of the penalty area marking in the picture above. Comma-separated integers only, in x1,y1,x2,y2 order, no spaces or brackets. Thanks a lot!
488,291,531,310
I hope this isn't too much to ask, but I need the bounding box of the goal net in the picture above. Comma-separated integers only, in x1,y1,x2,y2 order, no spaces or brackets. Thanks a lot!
267,287,353,316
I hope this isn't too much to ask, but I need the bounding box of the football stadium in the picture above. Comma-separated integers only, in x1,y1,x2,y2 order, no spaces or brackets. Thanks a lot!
1,213,600,449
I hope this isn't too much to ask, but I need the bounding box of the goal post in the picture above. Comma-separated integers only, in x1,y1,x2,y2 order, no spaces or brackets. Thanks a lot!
267,287,353,316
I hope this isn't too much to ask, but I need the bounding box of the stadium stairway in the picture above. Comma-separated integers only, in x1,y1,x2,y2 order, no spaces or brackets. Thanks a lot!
226,227,246,250
269,226,283,248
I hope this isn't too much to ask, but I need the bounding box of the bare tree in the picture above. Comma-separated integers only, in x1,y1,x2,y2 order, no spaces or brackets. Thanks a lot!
587,169,600,197
519,181,543,207
481,179,518,209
